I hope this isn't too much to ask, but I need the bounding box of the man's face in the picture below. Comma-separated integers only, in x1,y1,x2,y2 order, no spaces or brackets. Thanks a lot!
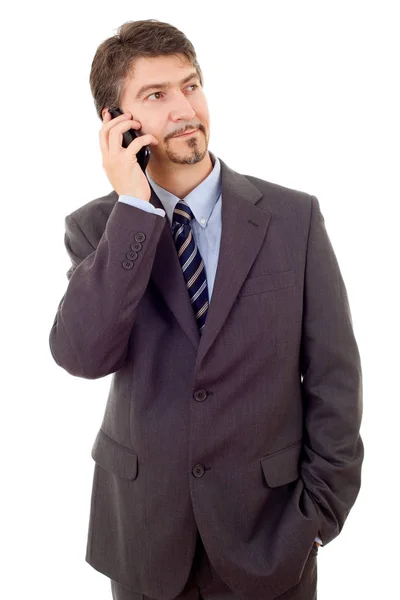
119,54,210,165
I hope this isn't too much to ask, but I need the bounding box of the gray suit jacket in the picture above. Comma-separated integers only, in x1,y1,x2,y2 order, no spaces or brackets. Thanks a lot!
49,156,363,600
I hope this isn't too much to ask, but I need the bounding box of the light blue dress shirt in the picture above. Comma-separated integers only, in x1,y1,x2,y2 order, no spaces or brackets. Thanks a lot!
117,150,323,547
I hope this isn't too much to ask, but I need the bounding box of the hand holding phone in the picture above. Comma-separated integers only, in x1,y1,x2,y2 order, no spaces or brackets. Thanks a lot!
99,107,158,201
107,107,151,172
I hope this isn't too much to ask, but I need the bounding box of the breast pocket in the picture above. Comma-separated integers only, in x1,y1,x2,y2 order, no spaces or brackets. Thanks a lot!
238,269,296,298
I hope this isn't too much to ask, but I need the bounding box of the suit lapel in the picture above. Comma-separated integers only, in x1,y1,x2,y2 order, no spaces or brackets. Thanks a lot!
149,157,272,368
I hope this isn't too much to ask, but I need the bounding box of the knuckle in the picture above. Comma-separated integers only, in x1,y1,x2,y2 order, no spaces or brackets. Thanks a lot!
109,123,125,135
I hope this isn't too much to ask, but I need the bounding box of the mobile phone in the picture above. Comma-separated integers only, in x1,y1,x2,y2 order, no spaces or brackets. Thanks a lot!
107,107,151,173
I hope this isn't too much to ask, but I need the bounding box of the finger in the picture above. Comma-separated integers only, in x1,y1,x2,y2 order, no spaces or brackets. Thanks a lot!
99,109,141,141
102,110,142,131
100,114,140,155
128,133,159,148
109,122,157,156
124,134,159,160
99,109,130,154
124,133,159,159
107,119,143,156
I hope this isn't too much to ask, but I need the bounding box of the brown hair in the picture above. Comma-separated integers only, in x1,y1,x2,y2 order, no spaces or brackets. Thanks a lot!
89,19,204,121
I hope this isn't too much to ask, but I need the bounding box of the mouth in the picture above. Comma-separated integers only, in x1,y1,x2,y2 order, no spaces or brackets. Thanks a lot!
172,128,199,138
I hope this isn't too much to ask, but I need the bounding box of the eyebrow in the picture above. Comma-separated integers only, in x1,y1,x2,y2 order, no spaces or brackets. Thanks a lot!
135,71,199,99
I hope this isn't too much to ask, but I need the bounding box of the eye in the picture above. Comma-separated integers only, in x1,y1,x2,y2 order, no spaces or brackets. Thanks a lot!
147,91,164,101
146,84,199,101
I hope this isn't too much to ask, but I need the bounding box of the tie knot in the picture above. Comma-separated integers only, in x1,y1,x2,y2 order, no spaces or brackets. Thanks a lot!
173,201,194,225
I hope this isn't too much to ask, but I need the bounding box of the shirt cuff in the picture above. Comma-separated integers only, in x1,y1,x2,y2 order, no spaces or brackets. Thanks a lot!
118,195,166,218
314,536,323,545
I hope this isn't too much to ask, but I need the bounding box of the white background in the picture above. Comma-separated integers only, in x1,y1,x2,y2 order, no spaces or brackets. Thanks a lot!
2,1,399,598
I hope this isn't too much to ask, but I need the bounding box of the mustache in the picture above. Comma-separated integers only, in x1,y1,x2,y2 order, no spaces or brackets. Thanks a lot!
168,125,203,138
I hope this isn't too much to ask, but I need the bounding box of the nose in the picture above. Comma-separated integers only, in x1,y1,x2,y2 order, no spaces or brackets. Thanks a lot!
169,91,196,121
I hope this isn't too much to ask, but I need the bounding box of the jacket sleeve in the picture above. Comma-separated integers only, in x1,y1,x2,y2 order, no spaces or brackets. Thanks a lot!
48,200,166,379
299,195,364,546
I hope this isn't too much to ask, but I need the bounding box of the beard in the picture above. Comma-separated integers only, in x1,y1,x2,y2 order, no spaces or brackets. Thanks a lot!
165,129,208,165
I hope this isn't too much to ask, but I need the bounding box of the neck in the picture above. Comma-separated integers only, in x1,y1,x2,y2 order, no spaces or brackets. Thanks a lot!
146,152,214,199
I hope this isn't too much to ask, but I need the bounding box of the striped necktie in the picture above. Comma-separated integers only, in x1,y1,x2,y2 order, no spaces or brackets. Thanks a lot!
172,200,209,334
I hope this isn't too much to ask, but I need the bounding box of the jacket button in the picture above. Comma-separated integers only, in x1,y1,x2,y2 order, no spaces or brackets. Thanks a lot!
194,389,208,402
131,241,142,252
135,232,146,242
122,259,134,270
192,464,205,477
126,250,138,260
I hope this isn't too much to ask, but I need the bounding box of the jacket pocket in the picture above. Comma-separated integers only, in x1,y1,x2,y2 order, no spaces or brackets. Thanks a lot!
91,428,138,480
260,441,301,487
238,269,296,297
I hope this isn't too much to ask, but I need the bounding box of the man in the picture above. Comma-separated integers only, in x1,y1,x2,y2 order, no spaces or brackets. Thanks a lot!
49,19,363,600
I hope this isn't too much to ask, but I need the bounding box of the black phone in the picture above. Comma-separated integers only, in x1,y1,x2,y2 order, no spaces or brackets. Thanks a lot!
107,107,151,173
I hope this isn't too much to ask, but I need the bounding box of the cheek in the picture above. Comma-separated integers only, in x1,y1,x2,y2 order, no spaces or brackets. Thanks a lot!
194,109,209,133
192,95,208,116
145,121,164,141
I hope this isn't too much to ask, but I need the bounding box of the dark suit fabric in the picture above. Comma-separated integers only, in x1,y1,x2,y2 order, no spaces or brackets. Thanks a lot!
49,157,363,600
110,531,318,599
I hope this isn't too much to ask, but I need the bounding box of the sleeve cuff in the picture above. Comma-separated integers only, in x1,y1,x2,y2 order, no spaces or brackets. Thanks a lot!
118,195,166,218
314,535,323,545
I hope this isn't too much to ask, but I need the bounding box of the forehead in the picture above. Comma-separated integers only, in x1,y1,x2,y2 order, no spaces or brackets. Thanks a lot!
124,54,196,93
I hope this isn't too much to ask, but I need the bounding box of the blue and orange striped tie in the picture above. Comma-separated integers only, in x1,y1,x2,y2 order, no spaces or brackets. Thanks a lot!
172,200,209,334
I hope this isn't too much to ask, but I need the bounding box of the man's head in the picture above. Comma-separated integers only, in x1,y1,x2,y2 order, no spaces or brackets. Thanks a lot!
90,19,210,167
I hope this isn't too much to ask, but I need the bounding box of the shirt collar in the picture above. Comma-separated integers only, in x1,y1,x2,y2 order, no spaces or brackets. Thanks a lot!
145,151,221,228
